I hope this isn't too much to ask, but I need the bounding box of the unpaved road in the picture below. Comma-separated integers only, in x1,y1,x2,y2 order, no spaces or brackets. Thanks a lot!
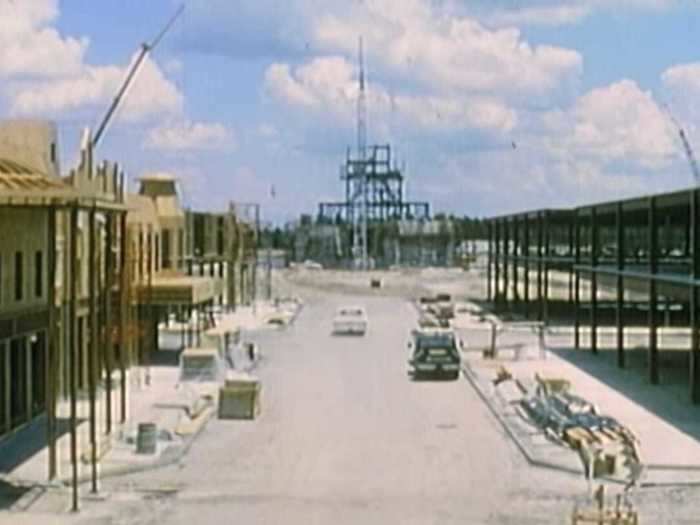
9,268,699,524
76,281,586,525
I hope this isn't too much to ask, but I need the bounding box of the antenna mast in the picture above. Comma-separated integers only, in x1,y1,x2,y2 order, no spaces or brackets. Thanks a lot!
352,36,369,269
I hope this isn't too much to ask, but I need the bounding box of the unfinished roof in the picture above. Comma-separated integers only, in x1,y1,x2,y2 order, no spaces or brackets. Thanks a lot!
0,157,76,204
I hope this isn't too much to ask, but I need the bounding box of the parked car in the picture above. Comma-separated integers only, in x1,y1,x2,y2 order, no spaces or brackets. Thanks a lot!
408,328,462,380
332,306,368,335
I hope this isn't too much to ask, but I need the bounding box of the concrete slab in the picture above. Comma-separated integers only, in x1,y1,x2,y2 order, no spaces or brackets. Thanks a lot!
459,301,700,486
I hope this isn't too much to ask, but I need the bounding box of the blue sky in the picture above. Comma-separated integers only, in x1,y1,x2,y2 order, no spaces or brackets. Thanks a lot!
1,0,700,223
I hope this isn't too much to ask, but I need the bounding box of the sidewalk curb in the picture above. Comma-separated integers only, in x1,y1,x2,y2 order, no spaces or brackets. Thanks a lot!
51,405,216,487
462,360,700,489
460,361,584,478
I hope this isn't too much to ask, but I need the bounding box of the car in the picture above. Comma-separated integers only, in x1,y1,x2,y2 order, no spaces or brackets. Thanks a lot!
408,328,462,380
303,259,323,270
332,306,368,335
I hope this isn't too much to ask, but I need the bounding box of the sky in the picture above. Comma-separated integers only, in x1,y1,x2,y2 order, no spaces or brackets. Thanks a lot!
1,0,700,223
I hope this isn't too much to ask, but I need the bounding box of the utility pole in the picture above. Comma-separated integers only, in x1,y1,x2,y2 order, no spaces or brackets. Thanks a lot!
266,224,272,300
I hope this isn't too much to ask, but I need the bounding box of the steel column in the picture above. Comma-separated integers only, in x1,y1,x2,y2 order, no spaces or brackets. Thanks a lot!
590,208,598,355
648,197,659,385
543,212,550,324
494,222,501,304
503,219,510,305
513,217,520,305
487,222,492,302
524,215,530,318
574,211,581,349
691,190,700,403
616,202,625,368
537,212,543,321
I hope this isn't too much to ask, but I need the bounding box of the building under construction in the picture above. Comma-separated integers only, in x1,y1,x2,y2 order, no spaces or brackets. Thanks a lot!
313,143,450,268
305,39,453,268
318,144,430,224
485,188,700,405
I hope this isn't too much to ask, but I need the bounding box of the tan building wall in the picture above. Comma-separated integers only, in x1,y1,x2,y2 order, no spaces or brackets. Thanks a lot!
138,173,186,270
0,120,60,178
0,208,49,314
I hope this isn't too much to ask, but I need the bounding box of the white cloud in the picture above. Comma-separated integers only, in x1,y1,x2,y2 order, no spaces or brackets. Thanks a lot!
481,6,590,27
470,0,677,27
0,0,87,78
257,123,279,138
0,1,183,124
8,55,183,121
313,1,582,97
145,120,234,151
661,62,700,128
264,55,516,134
543,79,676,169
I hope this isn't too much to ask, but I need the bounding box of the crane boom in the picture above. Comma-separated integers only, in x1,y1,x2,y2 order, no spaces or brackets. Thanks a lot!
678,128,700,185
662,103,700,186
92,4,184,149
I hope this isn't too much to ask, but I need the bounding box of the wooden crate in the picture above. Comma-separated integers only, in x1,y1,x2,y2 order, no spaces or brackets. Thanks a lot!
218,377,261,420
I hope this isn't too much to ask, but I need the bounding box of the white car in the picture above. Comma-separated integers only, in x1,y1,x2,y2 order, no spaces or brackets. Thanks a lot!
332,306,368,335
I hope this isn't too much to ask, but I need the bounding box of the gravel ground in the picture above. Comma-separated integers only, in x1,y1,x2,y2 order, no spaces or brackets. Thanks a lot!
10,267,700,524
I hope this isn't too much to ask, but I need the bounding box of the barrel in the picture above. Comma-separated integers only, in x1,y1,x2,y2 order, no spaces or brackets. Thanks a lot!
136,422,158,454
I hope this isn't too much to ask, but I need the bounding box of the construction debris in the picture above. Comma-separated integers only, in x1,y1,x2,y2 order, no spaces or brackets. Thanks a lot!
571,486,639,524
513,371,642,484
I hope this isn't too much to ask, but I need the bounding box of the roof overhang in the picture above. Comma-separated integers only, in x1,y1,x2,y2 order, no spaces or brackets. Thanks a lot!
139,274,222,305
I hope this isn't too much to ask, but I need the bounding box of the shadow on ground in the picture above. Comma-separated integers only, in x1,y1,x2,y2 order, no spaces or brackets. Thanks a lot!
0,479,33,510
0,416,79,474
549,345,700,444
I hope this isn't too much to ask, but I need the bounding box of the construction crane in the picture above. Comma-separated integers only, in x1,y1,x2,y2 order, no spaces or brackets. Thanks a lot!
92,4,184,148
663,104,700,186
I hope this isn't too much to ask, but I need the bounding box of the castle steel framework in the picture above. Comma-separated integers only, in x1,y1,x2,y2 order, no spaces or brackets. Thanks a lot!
318,144,430,225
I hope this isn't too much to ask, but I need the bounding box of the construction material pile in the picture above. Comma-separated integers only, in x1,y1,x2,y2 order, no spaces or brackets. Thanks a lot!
496,370,642,482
